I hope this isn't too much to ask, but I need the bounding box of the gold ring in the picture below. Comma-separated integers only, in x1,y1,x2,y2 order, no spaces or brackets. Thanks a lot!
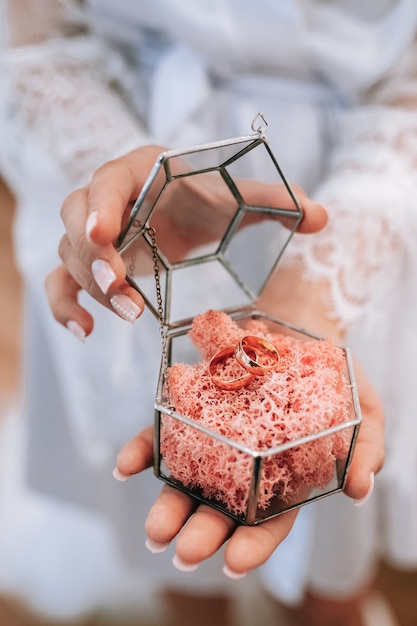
235,335,279,376
209,346,255,391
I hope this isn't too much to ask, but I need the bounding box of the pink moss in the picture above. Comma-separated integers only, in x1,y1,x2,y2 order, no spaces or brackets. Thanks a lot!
160,310,354,517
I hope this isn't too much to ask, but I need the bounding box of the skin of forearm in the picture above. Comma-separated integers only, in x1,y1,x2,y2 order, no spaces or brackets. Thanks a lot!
257,262,346,344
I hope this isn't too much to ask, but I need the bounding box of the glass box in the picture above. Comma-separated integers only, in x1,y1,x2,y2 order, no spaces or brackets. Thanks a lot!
116,118,362,525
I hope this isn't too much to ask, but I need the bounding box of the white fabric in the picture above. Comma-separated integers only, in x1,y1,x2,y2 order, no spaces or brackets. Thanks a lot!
1,0,417,617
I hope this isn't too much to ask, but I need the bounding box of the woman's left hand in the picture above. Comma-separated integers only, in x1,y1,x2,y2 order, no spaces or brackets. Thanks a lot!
114,359,384,577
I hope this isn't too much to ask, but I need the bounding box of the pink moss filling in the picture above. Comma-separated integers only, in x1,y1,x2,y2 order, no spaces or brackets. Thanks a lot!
160,310,354,517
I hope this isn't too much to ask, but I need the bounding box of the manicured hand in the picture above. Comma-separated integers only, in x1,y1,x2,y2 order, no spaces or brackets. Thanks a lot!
113,360,383,577
45,145,327,338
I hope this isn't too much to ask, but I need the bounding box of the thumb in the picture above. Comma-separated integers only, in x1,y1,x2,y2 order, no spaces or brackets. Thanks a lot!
343,359,385,501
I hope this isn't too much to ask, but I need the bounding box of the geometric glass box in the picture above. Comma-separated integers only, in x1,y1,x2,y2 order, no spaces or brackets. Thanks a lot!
116,116,362,525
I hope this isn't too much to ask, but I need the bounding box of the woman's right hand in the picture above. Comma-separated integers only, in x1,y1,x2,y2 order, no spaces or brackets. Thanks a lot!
45,145,328,338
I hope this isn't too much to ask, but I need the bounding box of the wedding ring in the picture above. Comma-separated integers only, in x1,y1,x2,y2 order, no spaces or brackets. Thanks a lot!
209,346,255,391
235,335,279,375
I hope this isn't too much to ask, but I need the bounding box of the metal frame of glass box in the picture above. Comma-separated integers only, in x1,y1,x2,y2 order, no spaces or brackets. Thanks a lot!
116,119,362,525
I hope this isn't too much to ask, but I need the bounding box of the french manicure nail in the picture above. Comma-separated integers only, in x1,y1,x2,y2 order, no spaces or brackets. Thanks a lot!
112,467,130,482
145,537,170,554
91,259,116,294
110,294,142,323
354,472,375,507
172,555,200,572
223,565,247,580
66,320,86,343
86,211,98,242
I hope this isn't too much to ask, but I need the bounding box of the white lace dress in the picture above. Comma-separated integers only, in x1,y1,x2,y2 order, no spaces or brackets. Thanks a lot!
1,0,417,617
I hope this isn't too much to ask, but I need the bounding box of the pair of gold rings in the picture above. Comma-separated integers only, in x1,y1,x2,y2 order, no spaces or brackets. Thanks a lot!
209,335,279,391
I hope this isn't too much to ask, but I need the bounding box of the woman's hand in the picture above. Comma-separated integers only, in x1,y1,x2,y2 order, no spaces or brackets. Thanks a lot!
44,145,384,576
111,243,384,578
113,358,384,578
45,145,327,338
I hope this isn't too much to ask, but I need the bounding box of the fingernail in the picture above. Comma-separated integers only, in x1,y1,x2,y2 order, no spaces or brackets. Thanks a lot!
91,259,116,294
354,472,375,507
112,467,130,482
66,320,86,343
86,211,98,242
172,555,200,572
110,294,142,323
223,565,247,580
145,537,170,554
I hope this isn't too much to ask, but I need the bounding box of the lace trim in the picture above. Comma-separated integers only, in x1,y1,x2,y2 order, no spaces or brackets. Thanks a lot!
280,32,417,331
1,36,148,185
284,106,417,329
365,34,417,110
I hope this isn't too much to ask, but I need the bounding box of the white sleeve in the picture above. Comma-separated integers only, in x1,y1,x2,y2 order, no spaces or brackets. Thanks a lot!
0,0,151,194
282,37,417,331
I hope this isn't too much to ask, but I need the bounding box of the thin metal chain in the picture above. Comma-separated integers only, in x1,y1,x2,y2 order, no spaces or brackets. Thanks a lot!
147,225,169,374
128,252,136,277
127,224,168,373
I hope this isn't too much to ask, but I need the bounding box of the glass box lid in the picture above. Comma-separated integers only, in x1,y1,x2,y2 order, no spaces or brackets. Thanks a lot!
116,116,303,330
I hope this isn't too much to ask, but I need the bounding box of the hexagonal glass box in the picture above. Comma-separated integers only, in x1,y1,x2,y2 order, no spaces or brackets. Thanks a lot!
116,121,362,525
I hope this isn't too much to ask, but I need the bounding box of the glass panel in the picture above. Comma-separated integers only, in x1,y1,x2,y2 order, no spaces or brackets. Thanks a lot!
169,259,252,325
157,412,256,523
223,216,297,296
168,331,202,367
165,139,258,176
117,162,167,251
148,170,239,265
254,425,356,522
226,141,297,191
156,411,357,525
117,133,302,328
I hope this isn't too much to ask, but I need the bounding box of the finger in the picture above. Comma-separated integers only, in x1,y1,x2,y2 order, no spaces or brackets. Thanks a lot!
223,509,298,574
343,359,385,501
145,484,197,546
296,194,328,234
174,505,236,566
240,180,328,234
59,234,145,323
279,183,328,234
45,263,94,337
60,190,129,294
265,182,328,234
85,145,166,245
115,426,155,477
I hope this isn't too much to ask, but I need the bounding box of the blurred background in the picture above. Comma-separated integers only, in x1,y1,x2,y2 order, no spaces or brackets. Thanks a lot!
1,173,417,626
